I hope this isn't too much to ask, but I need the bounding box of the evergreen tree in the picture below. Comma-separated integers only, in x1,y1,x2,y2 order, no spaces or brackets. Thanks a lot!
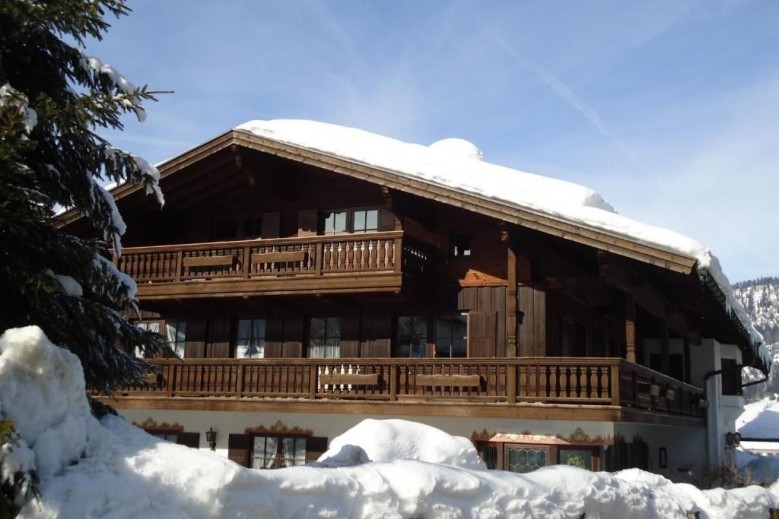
0,0,167,391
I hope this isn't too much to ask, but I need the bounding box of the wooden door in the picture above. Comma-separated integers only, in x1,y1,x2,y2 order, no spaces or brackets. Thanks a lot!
468,311,497,357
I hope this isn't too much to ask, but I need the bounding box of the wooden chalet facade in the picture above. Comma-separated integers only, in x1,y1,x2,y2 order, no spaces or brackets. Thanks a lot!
62,121,767,476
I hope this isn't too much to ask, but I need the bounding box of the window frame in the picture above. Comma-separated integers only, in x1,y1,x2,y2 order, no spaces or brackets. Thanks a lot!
320,206,385,235
308,316,341,358
250,433,308,470
394,315,428,358
235,318,266,359
434,314,468,358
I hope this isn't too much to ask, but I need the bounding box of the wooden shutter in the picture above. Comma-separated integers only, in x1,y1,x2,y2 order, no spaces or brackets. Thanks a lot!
264,316,283,358
261,212,280,239
177,432,200,449
297,209,318,237
207,319,231,358
283,315,304,358
360,314,391,357
468,311,497,357
184,320,206,358
228,434,250,467
518,285,546,357
340,314,360,358
306,436,329,464
379,208,397,231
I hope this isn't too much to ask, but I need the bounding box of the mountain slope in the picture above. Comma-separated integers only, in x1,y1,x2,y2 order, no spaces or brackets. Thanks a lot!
734,277,779,400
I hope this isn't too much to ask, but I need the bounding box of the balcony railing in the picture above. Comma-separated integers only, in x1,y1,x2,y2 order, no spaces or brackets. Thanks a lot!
116,231,432,283
122,357,704,418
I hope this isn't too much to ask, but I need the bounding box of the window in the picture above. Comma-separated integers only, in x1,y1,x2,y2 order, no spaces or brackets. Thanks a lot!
135,321,161,358
321,207,387,235
322,210,348,235
506,446,548,473
435,315,467,358
242,218,262,239
251,435,307,469
449,234,471,258
236,319,266,359
721,358,742,396
352,209,379,233
558,448,595,470
164,320,187,358
395,316,427,357
309,317,341,358
151,432,179,443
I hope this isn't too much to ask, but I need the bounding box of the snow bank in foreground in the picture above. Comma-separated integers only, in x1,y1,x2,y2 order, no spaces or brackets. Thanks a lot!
0,327,91,479
2,326,779,518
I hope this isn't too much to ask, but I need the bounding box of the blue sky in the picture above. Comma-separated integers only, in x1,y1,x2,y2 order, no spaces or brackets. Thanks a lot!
93,0,779,282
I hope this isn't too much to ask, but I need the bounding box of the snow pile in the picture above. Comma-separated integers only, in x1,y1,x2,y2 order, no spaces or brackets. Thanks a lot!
736,396,779,484
235,119,768,368
0,327,91,479
2,326,779,518
315,419,485,469
737,395,779,439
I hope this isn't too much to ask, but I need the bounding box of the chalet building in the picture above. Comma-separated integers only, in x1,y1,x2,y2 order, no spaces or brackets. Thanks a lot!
62,120,769,476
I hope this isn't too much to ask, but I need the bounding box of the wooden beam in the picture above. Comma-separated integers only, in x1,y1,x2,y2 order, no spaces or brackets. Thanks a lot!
599,252,694,339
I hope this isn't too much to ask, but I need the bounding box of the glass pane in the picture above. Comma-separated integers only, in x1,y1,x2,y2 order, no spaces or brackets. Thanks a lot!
237,319,252,340
353,210,366,232
309,339,325,359
264,437,278,469
334,211,347,232
507,447,546,474
326,317,341,339
310,318,325,339
325,337,341,358
365,209,378,231
295,438,307,465
559,449,593,469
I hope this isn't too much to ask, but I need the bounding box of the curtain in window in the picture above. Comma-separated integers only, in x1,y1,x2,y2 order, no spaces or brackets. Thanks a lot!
165,321,186,358
236,319,265,359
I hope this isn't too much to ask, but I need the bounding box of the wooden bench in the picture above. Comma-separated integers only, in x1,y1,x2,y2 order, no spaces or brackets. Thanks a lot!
319,373,380,386
416,374,482,388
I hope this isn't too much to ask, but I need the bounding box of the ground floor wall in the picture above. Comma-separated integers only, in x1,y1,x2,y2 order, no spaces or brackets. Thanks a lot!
614,422,706,480
117,407,706,478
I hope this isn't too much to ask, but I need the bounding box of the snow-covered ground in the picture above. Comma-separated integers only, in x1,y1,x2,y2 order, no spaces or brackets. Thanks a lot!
2,327,779,518
736,395,779,485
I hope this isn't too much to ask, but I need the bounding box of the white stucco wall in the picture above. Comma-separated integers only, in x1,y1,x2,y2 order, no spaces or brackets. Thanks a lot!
117,408,616,460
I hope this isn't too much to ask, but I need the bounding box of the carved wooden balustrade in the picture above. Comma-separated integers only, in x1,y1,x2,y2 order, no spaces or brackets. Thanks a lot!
125,357,705,418
116,231,432,283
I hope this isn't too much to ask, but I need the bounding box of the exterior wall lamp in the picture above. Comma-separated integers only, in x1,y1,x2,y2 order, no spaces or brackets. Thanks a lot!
725,432,741,447
206,427,217,450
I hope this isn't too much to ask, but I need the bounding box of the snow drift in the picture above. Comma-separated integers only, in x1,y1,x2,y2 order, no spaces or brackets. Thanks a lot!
2,326,779,518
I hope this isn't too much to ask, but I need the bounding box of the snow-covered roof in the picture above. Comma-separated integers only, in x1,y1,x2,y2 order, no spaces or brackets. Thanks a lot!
235,119,768,369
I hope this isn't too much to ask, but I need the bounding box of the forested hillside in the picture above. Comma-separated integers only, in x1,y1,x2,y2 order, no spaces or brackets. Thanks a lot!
734,277,779,400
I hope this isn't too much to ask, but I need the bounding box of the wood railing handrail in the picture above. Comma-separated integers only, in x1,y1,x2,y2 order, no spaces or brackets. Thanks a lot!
118,231,405,255
120,357,704,418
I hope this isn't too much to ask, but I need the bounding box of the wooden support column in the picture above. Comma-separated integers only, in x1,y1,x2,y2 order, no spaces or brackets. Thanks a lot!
504,229,518,358
660,322,670,375
624,294,636,363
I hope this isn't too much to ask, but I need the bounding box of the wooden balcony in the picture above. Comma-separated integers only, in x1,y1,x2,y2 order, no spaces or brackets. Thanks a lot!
112,357,705,423
116,231,432,299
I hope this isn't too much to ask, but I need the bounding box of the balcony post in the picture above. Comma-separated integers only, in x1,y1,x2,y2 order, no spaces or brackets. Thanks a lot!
315,242,323,276
394,235,402,273
236,363,244,398
390,364,398,401
309,364,318,399
610,361,621,406
175,250,183,282
507,361,517,404
167,364,175,398
243,244,251,279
